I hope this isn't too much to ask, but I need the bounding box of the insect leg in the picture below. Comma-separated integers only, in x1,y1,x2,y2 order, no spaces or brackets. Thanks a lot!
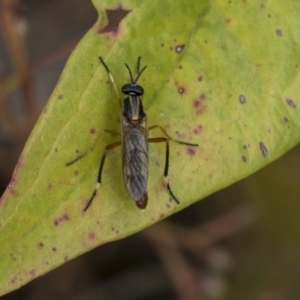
99,57,122,108
84,141,121,212
148,137,180,204
148,125,198,147
66,129,120,166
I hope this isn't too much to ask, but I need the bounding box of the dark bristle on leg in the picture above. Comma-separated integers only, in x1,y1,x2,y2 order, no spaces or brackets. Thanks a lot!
166,183,180,204
83,141,121,212
83,189,97,212
148,125,198,205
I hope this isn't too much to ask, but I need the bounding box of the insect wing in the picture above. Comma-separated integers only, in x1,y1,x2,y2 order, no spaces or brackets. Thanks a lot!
121,117,148,203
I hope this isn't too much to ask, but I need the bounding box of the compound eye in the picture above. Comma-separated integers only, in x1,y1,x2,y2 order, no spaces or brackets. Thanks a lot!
122,84,144,96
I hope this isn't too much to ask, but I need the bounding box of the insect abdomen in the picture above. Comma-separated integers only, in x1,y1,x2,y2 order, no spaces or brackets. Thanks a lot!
122,119,148,208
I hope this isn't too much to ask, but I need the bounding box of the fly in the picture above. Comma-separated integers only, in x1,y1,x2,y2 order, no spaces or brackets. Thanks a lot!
66,57,198,211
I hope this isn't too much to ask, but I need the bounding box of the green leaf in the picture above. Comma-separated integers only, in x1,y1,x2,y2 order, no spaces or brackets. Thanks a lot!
1,0,300,295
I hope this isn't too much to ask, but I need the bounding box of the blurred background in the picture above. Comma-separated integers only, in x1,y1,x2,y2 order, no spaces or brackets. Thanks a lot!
0,1,300,299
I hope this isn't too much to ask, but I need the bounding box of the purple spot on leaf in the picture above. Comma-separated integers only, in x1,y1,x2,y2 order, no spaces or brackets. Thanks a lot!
193,93,207,115
259,142,268,157
89,232,96,240
239,94,246,104
100,6,131,33
286,98,297,108
186,147,196,156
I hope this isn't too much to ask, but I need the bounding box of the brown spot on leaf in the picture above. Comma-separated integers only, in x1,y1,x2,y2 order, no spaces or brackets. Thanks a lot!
276,29,283,36
178,87,185,94
30,269,36,277
90,128,96,134
7,179,15,190
198,75,203,82
242,156,247,162
8,155,24,192
99,6,130,34
52,247,57,252
54,214,69,226
193,125,203,135
38,242,44,249
175,44,185,53
58,94,63,100
175,130,186,139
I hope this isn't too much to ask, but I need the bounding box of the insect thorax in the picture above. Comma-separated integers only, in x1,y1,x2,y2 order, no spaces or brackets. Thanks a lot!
123,95,145,121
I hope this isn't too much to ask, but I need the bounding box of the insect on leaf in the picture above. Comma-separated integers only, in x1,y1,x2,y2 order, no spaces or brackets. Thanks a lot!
1,0,300,295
